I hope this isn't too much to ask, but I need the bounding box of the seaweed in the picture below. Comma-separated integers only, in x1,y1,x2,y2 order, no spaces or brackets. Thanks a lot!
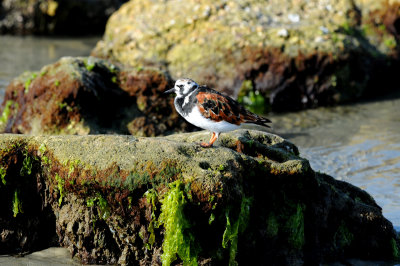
158,180,199,266
12,189,23,217
24,73,37,93
0,100,17,128
20,152,33,176
285,203,305,249
0,166,6,185
222,196,253,265
144,188,158,249
86,193,111,220
55,173,65,206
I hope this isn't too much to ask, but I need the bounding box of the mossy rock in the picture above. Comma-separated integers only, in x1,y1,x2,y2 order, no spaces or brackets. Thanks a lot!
0,56,193,136
93,0,400,112
0,130,398,265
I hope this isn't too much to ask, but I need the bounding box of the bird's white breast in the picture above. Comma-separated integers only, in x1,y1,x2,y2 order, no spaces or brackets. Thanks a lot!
184,106,240,133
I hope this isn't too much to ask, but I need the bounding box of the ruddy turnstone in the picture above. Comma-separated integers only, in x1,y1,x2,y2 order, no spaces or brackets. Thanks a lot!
165,78,271,147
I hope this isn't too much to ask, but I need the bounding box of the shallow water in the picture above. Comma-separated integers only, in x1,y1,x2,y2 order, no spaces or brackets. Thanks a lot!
0,247,80,265
0,35,99,98
0,36,399,263
270,95,400,229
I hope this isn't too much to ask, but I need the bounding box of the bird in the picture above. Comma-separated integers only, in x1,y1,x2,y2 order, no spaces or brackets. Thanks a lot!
165,78,271,148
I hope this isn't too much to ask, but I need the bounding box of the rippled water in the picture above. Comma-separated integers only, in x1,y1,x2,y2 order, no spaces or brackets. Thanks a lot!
271,95,400,228
0,36,399,263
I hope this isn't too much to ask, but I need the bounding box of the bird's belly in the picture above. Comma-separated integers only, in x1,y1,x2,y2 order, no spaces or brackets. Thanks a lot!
184,107,240,133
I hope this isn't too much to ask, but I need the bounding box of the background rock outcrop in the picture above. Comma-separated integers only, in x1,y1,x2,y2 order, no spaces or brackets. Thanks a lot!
92,0,400,112
0,130,398,265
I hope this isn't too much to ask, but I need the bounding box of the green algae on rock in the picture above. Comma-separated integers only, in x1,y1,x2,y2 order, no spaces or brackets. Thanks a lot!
92,0,400,112
222,196,253,265
158,180,199,266
0,130,398,265
0,56,194,136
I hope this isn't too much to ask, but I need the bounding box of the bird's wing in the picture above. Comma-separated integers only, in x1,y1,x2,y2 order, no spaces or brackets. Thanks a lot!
196,91,244,125
196,90,271,127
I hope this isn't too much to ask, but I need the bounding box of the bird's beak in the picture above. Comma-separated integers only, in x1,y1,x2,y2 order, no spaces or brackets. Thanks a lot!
164,88,175,94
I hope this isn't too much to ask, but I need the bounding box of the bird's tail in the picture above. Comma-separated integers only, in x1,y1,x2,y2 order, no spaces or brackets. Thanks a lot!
244,113,271,128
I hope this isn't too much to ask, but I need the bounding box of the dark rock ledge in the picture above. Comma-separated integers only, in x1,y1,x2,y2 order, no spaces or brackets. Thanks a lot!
0,130,398,265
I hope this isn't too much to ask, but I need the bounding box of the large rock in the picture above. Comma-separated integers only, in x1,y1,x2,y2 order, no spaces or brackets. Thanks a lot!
92,0,400,112
0,56,194,136
0,130,398,265
0,0,127,35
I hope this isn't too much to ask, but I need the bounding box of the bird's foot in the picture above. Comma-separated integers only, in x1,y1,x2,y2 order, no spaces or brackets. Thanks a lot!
200,142,213,148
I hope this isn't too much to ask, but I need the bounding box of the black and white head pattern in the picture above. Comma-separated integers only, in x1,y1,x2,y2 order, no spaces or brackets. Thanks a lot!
174,78,199,97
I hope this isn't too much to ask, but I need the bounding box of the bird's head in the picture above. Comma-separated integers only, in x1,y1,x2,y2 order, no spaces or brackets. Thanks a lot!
165,78,199,97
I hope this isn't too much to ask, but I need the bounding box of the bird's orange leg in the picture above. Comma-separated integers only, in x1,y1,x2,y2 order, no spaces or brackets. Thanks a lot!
200,132,219,148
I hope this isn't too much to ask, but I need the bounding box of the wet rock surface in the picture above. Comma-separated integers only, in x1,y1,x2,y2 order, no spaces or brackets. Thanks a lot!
0,56,193,136
0,130,398,265
92,0,400,112
0,0,127,35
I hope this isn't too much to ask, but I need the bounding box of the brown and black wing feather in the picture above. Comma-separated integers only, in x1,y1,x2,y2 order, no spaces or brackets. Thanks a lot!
196,86,271,127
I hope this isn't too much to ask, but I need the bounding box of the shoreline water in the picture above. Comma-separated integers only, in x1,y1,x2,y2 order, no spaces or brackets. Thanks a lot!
0,247,79,265
270,93,400,228
0,35,100,98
